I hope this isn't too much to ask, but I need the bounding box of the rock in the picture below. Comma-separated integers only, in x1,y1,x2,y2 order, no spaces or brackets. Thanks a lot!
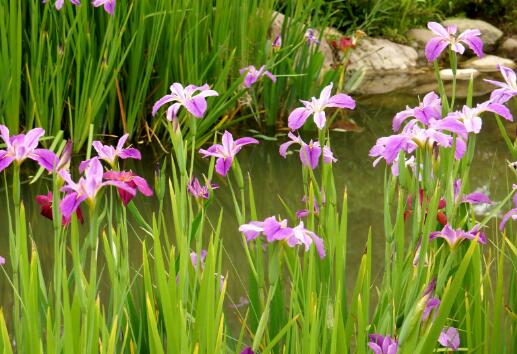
461,55,516,72
355,73,417,95
439,68,479,81
442,18,503,47
348,37,418,73
499,37,517,59
406,28,434,48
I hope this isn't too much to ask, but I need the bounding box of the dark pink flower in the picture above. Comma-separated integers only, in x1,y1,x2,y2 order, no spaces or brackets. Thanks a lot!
103,170,153,206
60,158,135,219
36,192,84,225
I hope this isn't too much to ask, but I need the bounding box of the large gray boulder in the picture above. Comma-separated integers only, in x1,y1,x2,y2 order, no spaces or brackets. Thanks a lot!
442,18,503,47
348,37,418,73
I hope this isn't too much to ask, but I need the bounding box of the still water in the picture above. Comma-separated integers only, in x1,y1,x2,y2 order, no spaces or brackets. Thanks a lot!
0,84,513,312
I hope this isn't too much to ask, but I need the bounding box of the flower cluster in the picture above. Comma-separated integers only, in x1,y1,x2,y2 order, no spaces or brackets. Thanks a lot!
42,0,115,15
239,216,325,259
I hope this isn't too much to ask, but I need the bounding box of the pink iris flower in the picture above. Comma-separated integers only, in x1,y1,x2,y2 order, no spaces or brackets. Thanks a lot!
279,132,336,169
304,28,320,46
42,0,80,10
444,100,512,134
103,170,153,206
484,65,517,104
0,125,57,173
92,134,141,166
92,0,115,15
430,224,486,248
187,177,218,199
199,131,259,176
438,327,460,351
152,83,219,122
392,92,442,132
288,82,356,130
499,185,517,231
59,158,135,219
239,65,276,88
367,334,398,354
425,22,483,62
239,216,326,259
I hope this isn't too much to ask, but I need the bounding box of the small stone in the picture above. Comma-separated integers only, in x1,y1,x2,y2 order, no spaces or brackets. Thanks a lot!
439,68,479,81
499,37,517,59
442,18,503,47
461,55,516,72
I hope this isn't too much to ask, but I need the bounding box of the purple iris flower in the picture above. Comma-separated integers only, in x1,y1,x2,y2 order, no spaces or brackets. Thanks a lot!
43,0,80,10
239,217,326,259
438,327,460,351
370,118,468,168
430,224,487,248
152,83,219,122
92,0,115,15
286,221,325,259
367,334,398,354
190,250,208,270
296,194,325,219
425,22,483,62
422,297,441,322
445,101,512,134
239,65,276,88
272,35,282,50
187,177,218,199
103,170,153,206
55,140,73,174
304,28,320,45
392,92,442,131
499,185,517,230
199,131,259,177
240,347,255,354
288,82,356,130
279,132,336,169
484,65,517,104
92,134,141,166
60,158,135,219
0,125,57,173
453,179,492,205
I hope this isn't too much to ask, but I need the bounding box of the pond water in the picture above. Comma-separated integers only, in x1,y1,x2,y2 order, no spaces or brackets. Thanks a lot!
0,79,514,315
